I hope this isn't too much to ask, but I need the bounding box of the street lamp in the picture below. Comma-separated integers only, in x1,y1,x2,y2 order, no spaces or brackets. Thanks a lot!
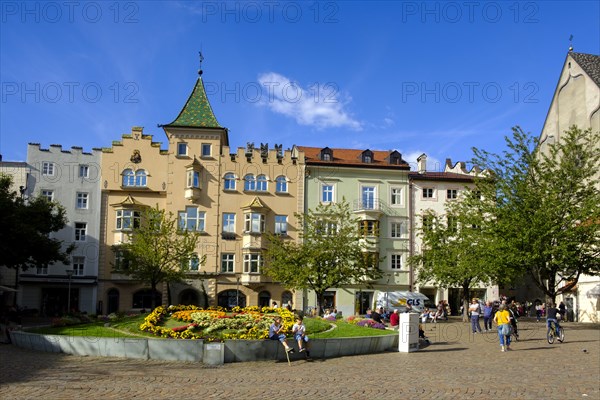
66,269,74,314
236,275,240,307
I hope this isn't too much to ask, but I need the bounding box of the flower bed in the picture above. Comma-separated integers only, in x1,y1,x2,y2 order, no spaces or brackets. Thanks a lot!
345,315,386,330
140,305,296,341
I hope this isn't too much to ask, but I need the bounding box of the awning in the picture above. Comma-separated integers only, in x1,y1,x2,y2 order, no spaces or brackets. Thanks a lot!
586,284,600,298
0,285,19,293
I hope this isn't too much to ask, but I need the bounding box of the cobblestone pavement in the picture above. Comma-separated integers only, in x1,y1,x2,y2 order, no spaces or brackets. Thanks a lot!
1,319,599,399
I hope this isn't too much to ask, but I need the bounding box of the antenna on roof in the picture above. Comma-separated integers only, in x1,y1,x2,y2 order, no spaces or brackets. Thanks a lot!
198,50,204,76
569,34,573,52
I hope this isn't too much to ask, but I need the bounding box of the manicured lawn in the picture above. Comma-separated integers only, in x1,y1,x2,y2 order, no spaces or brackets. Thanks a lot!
312,320,397,338
29,314,151,338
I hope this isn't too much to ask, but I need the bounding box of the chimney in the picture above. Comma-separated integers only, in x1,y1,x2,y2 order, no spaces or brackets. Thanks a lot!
417,153,427,174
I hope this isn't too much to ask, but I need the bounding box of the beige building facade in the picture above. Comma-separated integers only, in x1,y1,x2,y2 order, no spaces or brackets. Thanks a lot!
538,51,600,323
97,75,306,313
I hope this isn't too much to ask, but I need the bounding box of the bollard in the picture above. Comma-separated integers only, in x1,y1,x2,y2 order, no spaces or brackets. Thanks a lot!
398,312,419,353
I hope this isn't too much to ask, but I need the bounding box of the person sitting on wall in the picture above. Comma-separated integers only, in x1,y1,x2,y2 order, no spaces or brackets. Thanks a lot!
421,308,430,323
268,316,294,353
371,308,383,323
292,316,311,358
389,309,400,330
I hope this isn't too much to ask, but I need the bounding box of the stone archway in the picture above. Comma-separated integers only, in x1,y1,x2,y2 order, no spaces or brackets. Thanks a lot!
179,289,201,307
258,290,271,308
107,288,119,314
218,289,246,309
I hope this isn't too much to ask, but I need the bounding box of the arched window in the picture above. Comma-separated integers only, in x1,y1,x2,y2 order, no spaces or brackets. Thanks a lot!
107,288,120,314
224,173,236,190
218,289,246,309
244,174,256,191
135,170,147,187
282,291,293,309
122,169,134,186
259,291,271,308
275,176,287,193
179,289,200,306
132,289,161,309
256,175,268,191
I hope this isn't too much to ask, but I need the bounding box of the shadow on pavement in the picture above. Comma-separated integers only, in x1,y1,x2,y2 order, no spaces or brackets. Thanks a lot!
519,347,558,351
419,347,469,352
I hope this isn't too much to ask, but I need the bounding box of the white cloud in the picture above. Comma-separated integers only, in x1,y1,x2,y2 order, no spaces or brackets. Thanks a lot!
383,117,395,127
257,72,362,130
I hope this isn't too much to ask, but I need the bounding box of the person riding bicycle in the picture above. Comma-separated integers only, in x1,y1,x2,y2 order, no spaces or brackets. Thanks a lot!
546,302,562,341
508,304,519,339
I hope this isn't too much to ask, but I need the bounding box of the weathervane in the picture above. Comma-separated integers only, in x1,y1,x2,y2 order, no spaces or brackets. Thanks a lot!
569,35,573,52
198,51,204,76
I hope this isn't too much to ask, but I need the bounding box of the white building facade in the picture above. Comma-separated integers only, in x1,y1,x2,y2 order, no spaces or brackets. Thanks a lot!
17,144,102,315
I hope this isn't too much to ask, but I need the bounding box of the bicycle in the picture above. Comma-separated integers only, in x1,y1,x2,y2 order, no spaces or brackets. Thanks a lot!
511,326,519,342
547,320,565,344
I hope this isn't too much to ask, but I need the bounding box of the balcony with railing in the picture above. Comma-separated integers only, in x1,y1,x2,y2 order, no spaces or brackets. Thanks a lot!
353,198,383,218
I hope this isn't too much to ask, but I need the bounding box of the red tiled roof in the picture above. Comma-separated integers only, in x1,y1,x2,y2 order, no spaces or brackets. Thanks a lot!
298,146,410,170
409,171,476,182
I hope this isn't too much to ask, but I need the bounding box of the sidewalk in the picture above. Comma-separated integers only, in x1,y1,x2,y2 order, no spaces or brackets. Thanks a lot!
1,318,599,399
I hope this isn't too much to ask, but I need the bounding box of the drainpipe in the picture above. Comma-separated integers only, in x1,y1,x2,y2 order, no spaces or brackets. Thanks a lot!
408,181,414,292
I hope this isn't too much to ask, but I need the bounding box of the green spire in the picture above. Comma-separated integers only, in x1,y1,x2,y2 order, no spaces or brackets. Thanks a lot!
165,77,221,128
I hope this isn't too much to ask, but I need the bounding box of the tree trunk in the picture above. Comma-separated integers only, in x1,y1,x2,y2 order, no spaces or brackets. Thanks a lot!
462,283,471,323
316,291,326,316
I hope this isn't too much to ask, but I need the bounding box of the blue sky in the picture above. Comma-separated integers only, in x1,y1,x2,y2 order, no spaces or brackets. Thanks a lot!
1,1,599,170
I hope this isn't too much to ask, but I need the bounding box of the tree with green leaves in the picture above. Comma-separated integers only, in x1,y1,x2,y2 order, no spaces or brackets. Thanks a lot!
409,186,501,321
472,125,600,303
0,174,74,276
264,200,382,315
114,206,203,308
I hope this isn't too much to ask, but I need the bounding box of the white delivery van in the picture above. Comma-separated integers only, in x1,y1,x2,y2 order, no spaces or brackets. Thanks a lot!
376,291,429,312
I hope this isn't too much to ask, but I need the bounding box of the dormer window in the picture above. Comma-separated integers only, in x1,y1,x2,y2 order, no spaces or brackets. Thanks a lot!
362,150,374,163
320,147,333,161
389,150,402,165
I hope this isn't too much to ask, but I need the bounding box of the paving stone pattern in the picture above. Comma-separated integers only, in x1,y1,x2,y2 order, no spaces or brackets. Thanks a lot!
1,319,598,399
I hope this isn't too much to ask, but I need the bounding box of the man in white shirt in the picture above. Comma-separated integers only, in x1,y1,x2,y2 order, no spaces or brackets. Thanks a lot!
469,298,482,334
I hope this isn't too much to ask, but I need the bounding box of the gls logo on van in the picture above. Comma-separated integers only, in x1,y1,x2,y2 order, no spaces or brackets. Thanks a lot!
407,299,422,306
